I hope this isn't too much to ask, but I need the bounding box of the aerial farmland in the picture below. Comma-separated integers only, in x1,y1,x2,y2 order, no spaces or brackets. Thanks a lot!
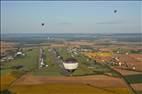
1,1,142,94
1,34,142,94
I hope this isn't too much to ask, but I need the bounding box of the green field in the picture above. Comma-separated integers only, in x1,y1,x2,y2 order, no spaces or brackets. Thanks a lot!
1,48,39,76
125,74,142,84
32,48,62,76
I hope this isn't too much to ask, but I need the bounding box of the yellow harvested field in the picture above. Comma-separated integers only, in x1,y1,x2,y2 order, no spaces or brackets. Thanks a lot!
1,73,131,94
10,84,130,94
0,73,16,90
13,75,127,88
3,74,130,94
83,52,112,62
83,52,112,58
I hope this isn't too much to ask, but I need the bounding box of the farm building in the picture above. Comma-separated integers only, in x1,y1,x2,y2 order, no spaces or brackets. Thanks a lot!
7,56,14,60
15,51,25,56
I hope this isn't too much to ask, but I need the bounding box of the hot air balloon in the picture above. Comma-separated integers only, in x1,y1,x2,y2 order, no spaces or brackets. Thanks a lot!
41,23,45,26
63,58,79,76
114,10,117,13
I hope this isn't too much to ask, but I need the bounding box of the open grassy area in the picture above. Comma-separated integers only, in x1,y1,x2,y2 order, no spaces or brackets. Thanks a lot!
57,48,72,60
125,74,142,84
32,48,62,76
9,84,130,94
1,48,39,75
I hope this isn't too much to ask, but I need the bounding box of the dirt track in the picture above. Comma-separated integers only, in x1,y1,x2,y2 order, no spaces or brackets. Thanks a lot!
13,74,127,88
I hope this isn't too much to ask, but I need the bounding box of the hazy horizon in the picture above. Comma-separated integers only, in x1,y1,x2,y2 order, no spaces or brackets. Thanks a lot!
1,32,142,34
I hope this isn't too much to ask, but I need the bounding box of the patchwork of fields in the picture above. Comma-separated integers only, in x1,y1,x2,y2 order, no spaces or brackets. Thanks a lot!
1,47,141,94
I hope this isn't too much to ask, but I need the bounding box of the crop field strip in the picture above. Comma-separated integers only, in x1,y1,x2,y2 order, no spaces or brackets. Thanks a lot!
32,48,63,76
8,84,130,94
124,74,142,84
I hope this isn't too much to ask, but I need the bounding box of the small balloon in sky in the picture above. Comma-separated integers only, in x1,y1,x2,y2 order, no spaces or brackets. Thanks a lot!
41,23,45,26
114,10,117,13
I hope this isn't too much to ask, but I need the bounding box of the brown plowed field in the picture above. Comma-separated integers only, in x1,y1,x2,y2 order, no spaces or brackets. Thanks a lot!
13,74,127,88
115,54,142,71
131,83,142,91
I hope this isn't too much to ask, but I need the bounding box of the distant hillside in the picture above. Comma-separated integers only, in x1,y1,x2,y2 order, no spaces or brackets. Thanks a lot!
1,33,142,44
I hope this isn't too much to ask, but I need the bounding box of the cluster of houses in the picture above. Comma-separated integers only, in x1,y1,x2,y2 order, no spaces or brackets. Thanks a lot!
0,49,25,63
110,57,136,70
67,48,79,58
66,47,95,57
67,46,94,53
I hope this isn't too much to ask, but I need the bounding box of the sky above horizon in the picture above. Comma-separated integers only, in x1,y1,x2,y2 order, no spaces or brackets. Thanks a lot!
1,1,142,34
